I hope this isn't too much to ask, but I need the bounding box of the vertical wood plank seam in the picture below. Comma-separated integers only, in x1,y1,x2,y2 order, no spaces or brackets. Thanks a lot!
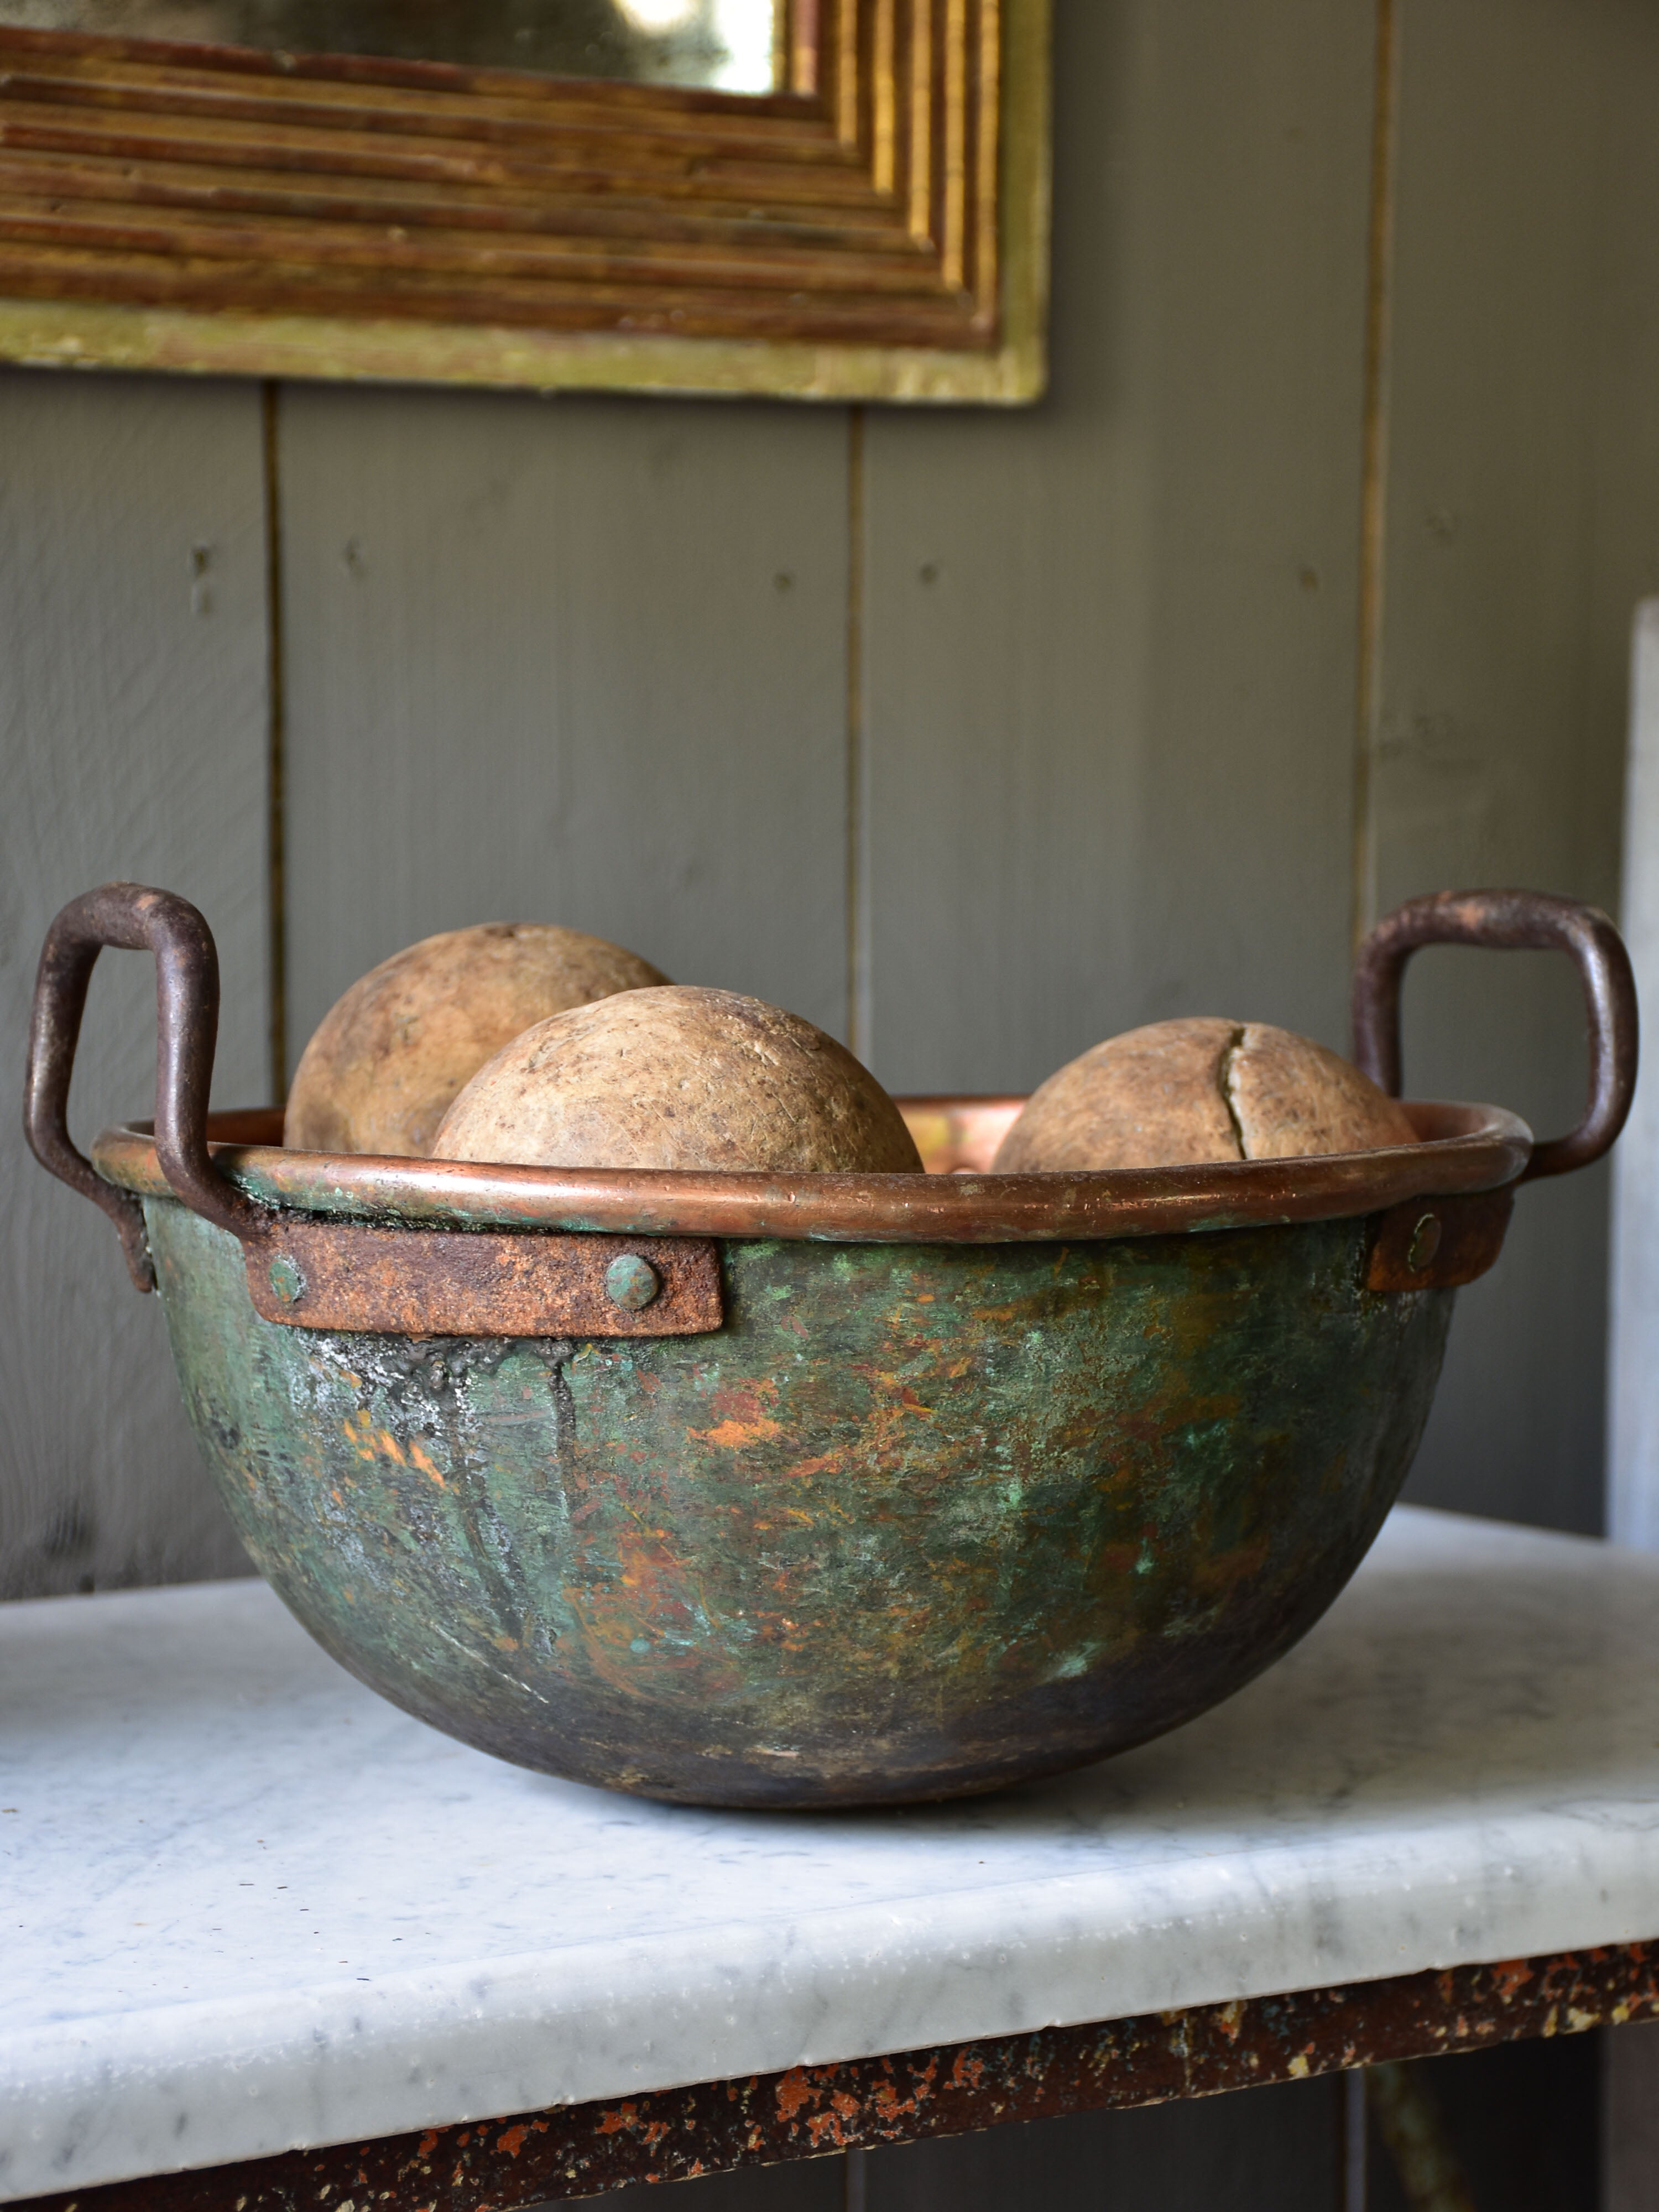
846,403,868,1058
261,378,288,1102
1352,0,1401,956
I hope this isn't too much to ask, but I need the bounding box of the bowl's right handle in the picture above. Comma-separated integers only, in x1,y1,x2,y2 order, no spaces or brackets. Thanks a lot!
24,883,268,1292
1352,889,1639,1182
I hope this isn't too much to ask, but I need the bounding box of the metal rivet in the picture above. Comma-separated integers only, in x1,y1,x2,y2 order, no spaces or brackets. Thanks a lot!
1406,1213,1443,1272
268,1254,306,1305
605,1254,661,1312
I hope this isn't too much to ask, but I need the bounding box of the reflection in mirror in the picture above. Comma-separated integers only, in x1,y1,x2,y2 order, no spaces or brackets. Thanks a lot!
0,0,782,89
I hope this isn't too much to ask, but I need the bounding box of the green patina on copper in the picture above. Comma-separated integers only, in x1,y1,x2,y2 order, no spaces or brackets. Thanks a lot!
146,1198,1450,1807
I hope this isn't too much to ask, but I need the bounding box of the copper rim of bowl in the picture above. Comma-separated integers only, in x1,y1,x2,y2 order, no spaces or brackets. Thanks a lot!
91,1097,1533,1247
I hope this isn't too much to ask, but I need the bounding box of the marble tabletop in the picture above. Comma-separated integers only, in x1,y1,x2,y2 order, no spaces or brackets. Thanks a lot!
7,1504,1659,2203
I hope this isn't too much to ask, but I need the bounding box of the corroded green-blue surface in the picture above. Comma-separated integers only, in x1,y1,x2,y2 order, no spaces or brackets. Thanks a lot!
148,1199,1451,1805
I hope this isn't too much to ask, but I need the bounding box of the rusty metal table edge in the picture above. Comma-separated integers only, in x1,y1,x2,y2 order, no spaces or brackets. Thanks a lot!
22,1942,1659,2212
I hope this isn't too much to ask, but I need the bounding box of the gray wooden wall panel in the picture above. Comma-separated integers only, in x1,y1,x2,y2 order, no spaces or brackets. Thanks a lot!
1606,2021,1659,2212
0,368,267,1597
862,2080,1342,2212
1370,0,1659,1534
278,387,851,1070
859,0,1376,1098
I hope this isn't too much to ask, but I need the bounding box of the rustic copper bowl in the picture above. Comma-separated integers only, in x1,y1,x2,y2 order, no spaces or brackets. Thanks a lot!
25,886,1634,1807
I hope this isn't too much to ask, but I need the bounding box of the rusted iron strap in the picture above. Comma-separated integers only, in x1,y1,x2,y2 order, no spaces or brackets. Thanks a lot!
1365,1185,1514,1292
238,1185,1508,1334
244,1222,723,1337
25,1944,1659,2212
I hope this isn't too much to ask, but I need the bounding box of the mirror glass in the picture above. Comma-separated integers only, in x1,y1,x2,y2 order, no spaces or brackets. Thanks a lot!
0,0,783,90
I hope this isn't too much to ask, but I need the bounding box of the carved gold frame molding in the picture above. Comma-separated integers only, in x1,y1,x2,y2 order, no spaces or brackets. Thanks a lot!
0,0,1048,400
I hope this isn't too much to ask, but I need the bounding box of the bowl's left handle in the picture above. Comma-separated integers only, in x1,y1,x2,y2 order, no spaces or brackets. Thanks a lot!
24,884,268,1292
1351,888,1638,1182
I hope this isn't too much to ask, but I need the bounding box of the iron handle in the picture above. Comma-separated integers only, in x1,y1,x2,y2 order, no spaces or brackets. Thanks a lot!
24,883,267,1291
1351,889,1638,1182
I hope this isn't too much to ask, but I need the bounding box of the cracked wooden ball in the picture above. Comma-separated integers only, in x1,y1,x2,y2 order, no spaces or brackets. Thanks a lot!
284,923,669,1158
431,985,924,1173
992,1017,1417,1171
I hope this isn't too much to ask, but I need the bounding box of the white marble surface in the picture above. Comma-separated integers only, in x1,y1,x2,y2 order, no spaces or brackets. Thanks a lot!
7,1505,1659,2201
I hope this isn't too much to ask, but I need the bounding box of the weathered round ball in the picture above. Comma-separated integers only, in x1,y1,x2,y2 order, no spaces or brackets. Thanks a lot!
284,923,669,1158
993,1017,1418,1171
431,986,924,1174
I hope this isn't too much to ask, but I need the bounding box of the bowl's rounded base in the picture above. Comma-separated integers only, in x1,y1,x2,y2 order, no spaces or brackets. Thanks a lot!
278,1591,1341,1810
148,1197,1454,1807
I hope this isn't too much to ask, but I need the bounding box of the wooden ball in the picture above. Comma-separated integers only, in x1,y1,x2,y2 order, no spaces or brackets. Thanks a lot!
284,924,669,1158
431,986,924,1173
992,1018,1417,1171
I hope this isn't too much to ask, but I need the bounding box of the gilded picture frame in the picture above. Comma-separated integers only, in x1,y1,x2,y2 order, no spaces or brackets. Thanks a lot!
0,0,1048,399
